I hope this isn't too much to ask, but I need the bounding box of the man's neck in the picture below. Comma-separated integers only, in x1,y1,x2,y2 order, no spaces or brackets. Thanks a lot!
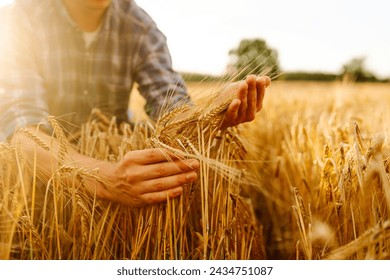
62,0,110,32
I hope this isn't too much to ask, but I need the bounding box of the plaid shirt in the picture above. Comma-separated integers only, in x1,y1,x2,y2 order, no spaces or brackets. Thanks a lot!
0,0,188,141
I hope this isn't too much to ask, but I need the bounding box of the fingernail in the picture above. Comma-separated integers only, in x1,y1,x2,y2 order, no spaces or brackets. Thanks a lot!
189,160,200,170
186,172,197,181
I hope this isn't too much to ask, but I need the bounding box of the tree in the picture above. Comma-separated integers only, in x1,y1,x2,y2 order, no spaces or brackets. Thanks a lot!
228,39,280,80
341,57,377,82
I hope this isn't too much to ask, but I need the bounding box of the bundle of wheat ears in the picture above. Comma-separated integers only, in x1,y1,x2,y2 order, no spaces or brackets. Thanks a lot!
0,84,266,260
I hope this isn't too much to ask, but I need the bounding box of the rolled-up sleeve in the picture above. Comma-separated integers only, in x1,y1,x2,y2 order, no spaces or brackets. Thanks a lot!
0,8,49,141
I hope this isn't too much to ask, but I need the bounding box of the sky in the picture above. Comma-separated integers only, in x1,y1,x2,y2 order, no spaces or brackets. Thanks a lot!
1,0,389,78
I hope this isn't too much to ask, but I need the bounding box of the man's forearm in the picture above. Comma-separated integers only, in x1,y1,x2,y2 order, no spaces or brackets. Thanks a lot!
10,126,200,208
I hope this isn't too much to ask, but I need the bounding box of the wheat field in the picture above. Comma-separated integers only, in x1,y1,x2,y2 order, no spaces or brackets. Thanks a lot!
238,80,390,259
1,80,390,260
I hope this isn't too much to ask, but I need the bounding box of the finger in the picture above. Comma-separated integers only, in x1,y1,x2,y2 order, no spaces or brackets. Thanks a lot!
123,148,181,165
222,99,241,128
140,171,198,195
137,158,200,181
256,76,268,111
236,81,248,122
245,75,257,121
141,186,184,205
264,76,271,87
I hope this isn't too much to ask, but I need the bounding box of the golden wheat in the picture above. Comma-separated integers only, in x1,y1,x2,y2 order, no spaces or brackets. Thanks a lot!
1,80,390,260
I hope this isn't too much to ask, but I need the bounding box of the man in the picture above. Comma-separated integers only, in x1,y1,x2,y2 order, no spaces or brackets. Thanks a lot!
0,0,271,207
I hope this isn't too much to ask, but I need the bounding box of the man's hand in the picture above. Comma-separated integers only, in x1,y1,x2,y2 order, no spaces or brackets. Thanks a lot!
90,148,200,208
221,75,271,129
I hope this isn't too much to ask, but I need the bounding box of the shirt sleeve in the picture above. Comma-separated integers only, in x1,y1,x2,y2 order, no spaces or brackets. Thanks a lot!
0,6,49,141
131,6,191,120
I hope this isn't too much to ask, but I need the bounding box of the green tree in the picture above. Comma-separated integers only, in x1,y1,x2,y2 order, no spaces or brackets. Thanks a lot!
228,39,280,80
341,57,377,82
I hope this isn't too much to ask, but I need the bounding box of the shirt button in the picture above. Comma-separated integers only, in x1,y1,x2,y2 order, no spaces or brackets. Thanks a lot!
83,90,89,95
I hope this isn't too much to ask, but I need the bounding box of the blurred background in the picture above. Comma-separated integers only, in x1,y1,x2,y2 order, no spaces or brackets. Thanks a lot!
1,0,389,81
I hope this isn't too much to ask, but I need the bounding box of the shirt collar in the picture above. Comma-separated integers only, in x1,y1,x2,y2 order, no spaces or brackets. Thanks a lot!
54,0,114,33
